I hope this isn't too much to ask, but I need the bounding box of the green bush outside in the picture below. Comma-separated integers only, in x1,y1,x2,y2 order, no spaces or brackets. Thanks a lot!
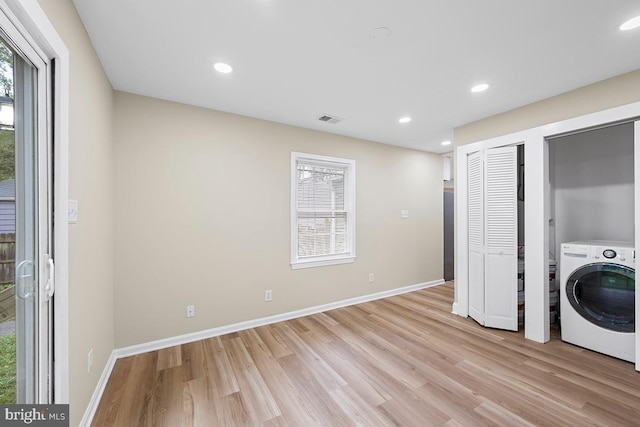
0,333,16,403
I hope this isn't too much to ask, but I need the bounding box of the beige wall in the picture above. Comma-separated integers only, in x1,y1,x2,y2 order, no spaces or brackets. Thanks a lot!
454,68,640,145
37,0,115,424
114,91,443,347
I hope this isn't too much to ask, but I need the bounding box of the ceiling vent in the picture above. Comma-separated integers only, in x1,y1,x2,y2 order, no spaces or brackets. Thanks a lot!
318,114,343,124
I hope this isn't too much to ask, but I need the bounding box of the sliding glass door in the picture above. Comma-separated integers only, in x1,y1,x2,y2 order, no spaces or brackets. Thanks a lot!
0,16,53,404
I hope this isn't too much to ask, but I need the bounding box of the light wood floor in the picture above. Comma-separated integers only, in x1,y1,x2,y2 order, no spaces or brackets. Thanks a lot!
92,282,640,426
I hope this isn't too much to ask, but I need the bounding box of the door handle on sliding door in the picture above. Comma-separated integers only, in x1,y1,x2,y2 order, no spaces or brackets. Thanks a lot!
16,259,34,300
44,257,54,300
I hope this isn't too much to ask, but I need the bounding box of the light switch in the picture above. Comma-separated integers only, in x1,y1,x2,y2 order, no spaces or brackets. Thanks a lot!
401,209,409,219
68,199,78,223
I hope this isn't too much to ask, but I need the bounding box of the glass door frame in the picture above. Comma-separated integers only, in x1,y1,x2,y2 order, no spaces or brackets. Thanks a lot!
0,7,51,403
0,0,70,404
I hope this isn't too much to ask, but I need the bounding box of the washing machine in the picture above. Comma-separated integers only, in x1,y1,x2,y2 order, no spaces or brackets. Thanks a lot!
560,241,635,362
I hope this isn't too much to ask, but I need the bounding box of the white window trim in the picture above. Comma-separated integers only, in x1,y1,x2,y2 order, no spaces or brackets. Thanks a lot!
291,151,356,269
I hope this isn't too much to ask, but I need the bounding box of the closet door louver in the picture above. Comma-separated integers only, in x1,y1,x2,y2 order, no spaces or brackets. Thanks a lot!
484,146,518,330
467,151,485,325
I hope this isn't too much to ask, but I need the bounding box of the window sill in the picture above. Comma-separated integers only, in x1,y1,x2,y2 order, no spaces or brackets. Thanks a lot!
291,256,355,270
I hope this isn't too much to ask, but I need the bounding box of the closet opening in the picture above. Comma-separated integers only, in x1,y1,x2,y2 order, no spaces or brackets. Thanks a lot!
547,121,635,342
517,144,526,330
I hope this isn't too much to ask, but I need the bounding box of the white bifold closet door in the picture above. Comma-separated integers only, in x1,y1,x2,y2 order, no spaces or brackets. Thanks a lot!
468,151,485,324
468,146,518,331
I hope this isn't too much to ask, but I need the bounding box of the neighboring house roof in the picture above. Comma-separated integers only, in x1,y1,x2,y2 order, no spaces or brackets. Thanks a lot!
0,179,15,201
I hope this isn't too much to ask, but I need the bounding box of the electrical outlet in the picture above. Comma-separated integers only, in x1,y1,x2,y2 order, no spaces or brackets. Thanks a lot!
186,304,195,318
88,348,93,374
265,290,272,302
368,273,374,283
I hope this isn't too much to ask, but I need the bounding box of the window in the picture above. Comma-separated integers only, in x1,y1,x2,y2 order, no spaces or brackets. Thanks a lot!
291,152,355,269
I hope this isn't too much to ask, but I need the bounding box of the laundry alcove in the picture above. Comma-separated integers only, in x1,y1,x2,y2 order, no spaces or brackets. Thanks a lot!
454,101,640,372
549,122,635,255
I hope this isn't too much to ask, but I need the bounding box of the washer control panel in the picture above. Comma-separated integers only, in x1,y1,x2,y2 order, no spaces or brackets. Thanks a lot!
561,241,634,265
594,246,632,263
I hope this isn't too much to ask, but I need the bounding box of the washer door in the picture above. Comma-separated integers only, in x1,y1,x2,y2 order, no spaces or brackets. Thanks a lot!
566,262,635,333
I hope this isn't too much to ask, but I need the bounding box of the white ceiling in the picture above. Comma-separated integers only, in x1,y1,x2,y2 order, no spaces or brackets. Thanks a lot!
72,0,640,153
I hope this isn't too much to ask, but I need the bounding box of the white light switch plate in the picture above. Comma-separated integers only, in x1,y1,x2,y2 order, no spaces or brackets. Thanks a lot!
68,199,78,223
401,209,409,219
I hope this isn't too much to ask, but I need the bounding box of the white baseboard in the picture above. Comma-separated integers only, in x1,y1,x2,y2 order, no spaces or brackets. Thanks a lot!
452,301,469,317
452,301,460,315
79,351,118,427
81,279,444,425
114,278,444,358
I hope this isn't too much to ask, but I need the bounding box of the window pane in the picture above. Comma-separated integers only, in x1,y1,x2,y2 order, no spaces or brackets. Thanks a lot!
297,212,348,257
297,165,345,211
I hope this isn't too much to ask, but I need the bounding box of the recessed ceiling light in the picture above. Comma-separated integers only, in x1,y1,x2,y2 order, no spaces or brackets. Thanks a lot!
441,140,452,146
471,83,489,93
214,62,233,74
619,15,640,31
398,117,412,124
